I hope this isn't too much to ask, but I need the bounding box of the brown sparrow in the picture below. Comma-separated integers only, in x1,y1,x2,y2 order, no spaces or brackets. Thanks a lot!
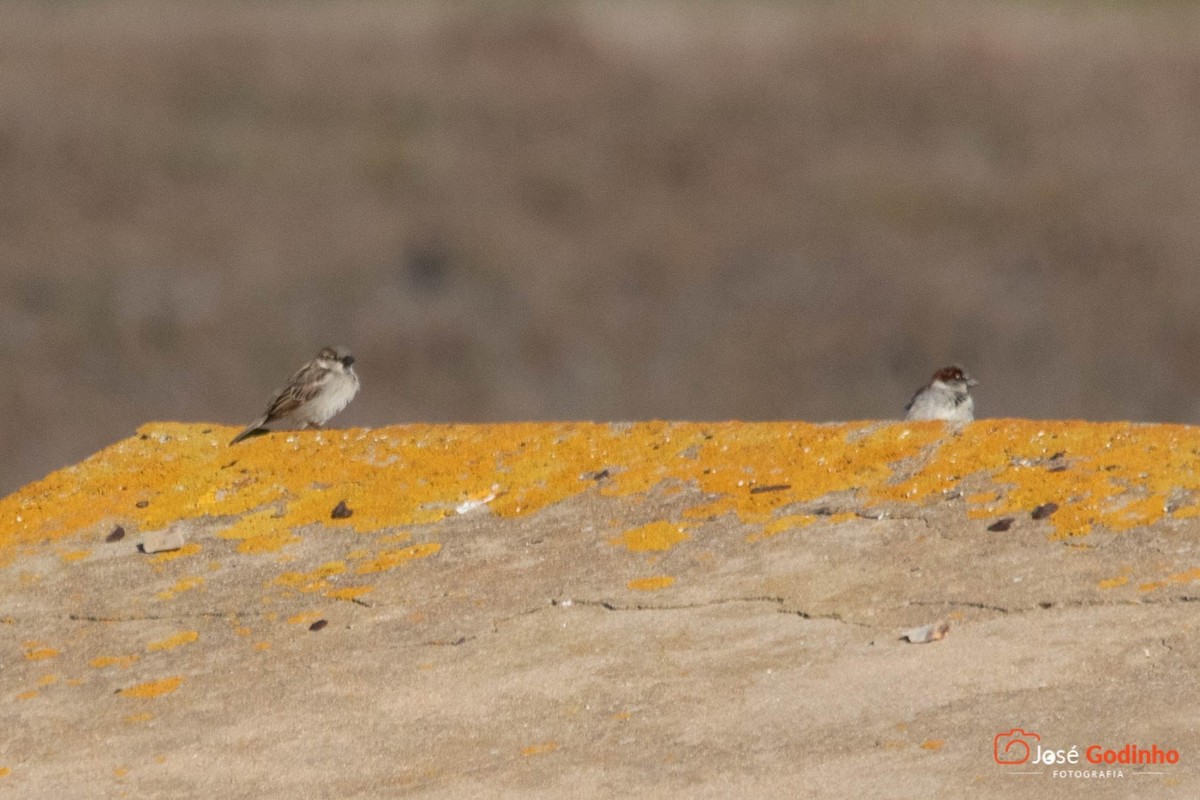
905,365,977,422
230,346,360,444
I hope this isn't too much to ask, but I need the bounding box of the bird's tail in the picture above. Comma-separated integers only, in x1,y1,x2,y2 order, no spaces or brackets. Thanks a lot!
229,418,267,445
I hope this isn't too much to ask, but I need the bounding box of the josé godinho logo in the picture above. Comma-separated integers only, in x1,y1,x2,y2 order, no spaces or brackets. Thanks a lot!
993,727,1181,778
994,729,1040,765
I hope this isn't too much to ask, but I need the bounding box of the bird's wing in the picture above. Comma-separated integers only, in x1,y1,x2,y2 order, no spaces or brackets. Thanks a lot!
263,363,334,422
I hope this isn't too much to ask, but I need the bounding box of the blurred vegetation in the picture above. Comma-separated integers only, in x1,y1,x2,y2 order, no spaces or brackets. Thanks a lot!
3,1,1200,493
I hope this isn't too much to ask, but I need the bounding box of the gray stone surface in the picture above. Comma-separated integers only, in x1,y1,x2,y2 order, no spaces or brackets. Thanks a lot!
2,423,1197,797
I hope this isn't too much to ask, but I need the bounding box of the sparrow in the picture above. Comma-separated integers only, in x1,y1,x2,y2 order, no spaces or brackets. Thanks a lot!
230,346,360,444
904,365,977,422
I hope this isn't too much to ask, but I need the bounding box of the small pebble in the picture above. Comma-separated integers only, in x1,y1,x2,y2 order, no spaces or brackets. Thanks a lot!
140,529,185,554
987,518,1014,532
901,620,950,644
1031,502,1059,520
309,620,328,632
331,501,353,519
105,526,126,543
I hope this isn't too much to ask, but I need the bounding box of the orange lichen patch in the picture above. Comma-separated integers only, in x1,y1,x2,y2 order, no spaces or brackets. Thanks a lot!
611,521,690,552
37,674,58,687
920,739,945,751
117,676,183,698
326,585,373,601
217,510,300,554
16,690,39,700
146,631,199,652
24,646,59,661
681,501,728,521
876,420,1200,538
604,422,949,524
113,767,129,777
253,642,272,651
58,549,90,563
1137,567,1200,593
520,742,560,758
287,611,324,625
355,542,441,574
747,514,818,543
5,421,1200,566
0,767,9,778
124,713,153,724
90,654,140,670
155,576,204,601
627,575,675,591
149,543,202,563
1098,576,1130,590
273,561,346,593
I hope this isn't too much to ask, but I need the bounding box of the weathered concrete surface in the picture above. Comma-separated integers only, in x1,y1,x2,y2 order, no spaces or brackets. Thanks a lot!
2,420,1198,797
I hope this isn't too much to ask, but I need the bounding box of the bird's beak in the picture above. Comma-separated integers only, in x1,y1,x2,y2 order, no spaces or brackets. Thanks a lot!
343,356,356,367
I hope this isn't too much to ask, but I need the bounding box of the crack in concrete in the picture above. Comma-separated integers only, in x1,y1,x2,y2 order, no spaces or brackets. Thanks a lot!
549,595,868,626
905,593,1200,617
559,595,786,613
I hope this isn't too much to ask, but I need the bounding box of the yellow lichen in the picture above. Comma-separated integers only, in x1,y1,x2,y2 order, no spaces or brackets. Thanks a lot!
146,631,199,652
520,742,560,757
155,577,205,601
1137,567,1200,593
326,586,373,601
355,542,441,574
90,654,139,670
117,676,183,698
273,561,346,593
24,646,58,661
611,521,690,552
746,514,818,543
3,421,1197,576
627,575,675,591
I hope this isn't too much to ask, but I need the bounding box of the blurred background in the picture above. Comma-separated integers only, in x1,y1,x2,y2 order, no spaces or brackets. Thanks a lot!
4,0,1200,495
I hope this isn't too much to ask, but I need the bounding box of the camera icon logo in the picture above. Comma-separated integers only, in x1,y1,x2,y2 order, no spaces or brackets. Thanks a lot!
994,729,1041,765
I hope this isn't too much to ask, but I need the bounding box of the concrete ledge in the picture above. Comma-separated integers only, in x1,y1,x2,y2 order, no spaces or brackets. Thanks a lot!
2,421,1198,797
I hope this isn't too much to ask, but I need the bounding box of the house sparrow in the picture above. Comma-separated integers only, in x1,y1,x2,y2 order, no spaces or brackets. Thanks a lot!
904,365,977,422
230,346,360,444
